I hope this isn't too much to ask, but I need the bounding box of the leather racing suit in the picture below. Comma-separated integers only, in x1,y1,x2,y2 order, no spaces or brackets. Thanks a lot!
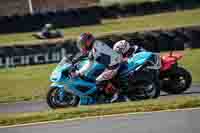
76,40,122,85
75,40,130,102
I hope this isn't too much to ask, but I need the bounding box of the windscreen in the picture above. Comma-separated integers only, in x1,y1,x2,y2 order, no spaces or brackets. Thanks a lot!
58,57,71,66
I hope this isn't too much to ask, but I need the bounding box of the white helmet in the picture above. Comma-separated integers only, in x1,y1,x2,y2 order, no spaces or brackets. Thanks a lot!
45,23,52,29
113,40,130,54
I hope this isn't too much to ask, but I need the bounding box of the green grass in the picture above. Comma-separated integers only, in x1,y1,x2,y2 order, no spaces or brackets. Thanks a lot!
0,96,200,126
0,64,55,103
99,0,159,6
0,49,199,103
1,8,200,46
179,49,200,84
99,0,200,6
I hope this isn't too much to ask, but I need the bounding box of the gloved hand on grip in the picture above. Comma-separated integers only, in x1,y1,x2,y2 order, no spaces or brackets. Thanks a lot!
71,71,80,78
71,70,84,78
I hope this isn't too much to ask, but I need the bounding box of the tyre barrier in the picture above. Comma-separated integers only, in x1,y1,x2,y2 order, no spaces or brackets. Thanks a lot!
98,0,200,19
0,8,101,34
0,25,199,68
1,0,200,34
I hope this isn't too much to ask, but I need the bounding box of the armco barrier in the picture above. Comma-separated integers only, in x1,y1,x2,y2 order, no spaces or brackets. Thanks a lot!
0,25,199,68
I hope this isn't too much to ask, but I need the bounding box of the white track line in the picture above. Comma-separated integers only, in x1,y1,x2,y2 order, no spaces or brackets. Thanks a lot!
0,107,200,129
0,100,44,105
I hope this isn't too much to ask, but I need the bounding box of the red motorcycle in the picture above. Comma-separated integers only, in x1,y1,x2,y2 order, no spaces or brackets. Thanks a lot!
121,44,192,94
159,51,192,94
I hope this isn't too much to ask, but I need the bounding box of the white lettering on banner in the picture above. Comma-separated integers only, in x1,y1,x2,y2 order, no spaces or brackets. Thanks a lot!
9,57,14,66
52,52,61,62
12,56,24,66
0,58,3,67
44,53,49,63
34,54,45,64
24,55,30,65
0,48,71,68
20,56,25,65
5,57,11,67
61,48,66,58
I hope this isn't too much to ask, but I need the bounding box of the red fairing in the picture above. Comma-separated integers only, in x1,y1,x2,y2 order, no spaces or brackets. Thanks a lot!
160,53,183,71
104,83,116,94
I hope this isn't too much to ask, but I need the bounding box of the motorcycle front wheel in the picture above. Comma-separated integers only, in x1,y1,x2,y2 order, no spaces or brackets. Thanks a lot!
46,87,80,109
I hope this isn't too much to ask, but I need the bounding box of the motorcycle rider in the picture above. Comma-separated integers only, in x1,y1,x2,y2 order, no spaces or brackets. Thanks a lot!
113,40,146,59
73,33,130,103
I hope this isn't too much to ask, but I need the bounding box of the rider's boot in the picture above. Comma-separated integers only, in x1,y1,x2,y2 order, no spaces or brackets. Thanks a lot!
118,72,130,102
110,92,130,103
110,92,119,103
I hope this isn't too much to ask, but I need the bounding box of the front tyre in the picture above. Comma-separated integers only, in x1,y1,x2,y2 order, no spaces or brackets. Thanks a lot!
46,87,79,109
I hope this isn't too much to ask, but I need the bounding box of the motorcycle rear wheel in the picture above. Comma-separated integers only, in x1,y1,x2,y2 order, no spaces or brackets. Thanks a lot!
161,67,192,94
128,80,160,100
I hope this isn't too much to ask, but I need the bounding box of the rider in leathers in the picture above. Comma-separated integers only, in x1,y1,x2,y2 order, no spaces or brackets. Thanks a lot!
73,33,129,103
113,40,146,97
113,40,146,59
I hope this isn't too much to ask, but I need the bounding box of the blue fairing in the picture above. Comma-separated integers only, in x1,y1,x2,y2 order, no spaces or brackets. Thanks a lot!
77,58,106,81
70,78,97,96
50,63,71,82
84,51,153,77
127,51,152,72
49,51,153,105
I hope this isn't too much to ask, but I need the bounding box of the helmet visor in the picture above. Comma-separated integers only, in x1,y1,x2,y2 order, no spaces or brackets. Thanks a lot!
76,39,88,54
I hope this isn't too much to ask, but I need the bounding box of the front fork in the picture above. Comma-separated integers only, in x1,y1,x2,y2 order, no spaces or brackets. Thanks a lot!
50,83,66,102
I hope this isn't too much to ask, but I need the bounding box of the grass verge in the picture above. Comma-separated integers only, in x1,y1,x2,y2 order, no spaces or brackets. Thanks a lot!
0,96,200,126
0,8,200,46
99,0,159,6
0,49,199,103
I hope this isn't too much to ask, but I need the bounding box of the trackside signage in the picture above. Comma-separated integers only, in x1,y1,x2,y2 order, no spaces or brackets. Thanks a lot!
0,43,79,68
0,48,66,67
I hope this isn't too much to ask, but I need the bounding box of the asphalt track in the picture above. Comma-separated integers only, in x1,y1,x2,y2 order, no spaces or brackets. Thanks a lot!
0,84,199,113
1,109,200,133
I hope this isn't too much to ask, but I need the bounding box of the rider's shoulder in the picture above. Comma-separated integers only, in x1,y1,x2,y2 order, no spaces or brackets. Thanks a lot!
94,40,107,47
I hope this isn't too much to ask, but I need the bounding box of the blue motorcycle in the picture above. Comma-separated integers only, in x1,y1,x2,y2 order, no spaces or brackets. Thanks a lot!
47,51,161,109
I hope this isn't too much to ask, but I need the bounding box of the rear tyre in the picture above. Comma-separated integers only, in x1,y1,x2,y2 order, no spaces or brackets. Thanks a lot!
161,67,192,94
46,87,79,109
128,80,160,100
